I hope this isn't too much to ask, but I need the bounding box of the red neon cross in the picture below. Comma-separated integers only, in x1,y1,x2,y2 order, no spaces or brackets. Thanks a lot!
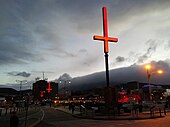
93,7,118,53
46,82,52,93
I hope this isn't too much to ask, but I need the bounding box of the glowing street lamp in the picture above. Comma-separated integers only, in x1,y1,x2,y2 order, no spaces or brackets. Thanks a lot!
145,64,151,70
157,70,163,74
144,64,163,101
59,80,71,84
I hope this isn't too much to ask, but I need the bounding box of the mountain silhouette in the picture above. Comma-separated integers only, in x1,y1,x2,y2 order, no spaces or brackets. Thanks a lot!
70,61,170,91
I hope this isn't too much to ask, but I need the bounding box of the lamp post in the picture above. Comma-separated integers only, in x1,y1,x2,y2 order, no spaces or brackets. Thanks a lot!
24,93,29,127
144,64,163,101
16,80,27,112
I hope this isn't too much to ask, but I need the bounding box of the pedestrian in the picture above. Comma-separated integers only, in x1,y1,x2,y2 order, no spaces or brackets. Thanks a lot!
71,103,75,114
0,108,2,116
69,103,72,111
117,103,122,115
139,102,143,113
10,111,19,127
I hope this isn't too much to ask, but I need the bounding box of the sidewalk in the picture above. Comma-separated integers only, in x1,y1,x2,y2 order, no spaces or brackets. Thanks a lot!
55,106,168,120
0,106,43,127
55,106,81,115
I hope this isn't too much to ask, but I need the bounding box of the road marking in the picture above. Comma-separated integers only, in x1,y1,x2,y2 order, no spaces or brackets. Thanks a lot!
19,109,42,120
40,109,45,121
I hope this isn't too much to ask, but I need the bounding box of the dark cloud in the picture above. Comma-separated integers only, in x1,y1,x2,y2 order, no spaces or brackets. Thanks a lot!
49,48,87,58
115,56,125,63
58,73,72,82
113,39,161,67
137,39,158,63
83,62,90,67
81,53,100,67
56,0,170,33
7,71,31,77
150,60,170,71
109,0,170,24
137,55,148,64
55,51,77,58
1,0,168,66
0,0,45,65
78,49,87,53
0,0,170,84
54,0,103,32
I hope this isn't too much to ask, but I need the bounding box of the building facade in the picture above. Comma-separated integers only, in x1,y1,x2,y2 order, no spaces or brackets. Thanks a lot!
116,81,170,102
33,80,58,101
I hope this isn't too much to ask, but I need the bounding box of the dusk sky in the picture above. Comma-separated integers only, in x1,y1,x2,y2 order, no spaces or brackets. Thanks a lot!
1,0,170,90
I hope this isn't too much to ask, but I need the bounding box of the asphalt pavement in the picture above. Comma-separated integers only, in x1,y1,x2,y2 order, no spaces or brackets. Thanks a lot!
54,105,168,120
34,106,170,127
1,105,167,127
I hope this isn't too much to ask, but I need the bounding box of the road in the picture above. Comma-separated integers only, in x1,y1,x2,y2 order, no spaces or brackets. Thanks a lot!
35,107,170,127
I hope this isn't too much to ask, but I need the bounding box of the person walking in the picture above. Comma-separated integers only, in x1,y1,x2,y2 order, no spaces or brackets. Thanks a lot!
71,103,75,114
10,111,19,127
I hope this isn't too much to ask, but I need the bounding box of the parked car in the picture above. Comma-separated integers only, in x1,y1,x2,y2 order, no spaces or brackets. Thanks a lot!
122,102,132,113
142,101,154,108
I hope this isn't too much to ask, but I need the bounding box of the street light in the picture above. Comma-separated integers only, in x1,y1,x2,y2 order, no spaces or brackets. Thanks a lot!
16,80,27,112
144,64,163,101
59,80,71,84
157,70,163,74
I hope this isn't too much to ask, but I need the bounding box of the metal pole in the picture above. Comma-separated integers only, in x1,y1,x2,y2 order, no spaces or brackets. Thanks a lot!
43,72,44,80
105,52,110,88
16,80,27,112
19,81,22,112
148,75,152,101
147,70,152,101
65,81,67,98
104,52,111,116
24,94,29,127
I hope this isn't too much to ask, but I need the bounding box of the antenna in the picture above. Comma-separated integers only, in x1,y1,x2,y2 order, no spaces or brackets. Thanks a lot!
43,72,44,80
32,71,53,80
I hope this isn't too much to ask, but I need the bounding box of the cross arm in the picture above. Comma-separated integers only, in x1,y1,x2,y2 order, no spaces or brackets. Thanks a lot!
93,35,118,42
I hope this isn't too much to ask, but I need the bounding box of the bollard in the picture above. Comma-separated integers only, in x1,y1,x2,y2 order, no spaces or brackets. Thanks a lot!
150,107,154,117
159,108,162,117
10,108,12,114
0,108,2,116
164,108,166,115
5,108,8,115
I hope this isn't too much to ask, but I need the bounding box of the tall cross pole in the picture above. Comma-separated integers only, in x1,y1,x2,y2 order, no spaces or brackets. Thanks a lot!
93,7,118,88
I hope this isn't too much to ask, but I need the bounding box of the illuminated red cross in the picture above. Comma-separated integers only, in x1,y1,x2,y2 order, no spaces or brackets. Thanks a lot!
93,7,118,53
46,82,52,93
